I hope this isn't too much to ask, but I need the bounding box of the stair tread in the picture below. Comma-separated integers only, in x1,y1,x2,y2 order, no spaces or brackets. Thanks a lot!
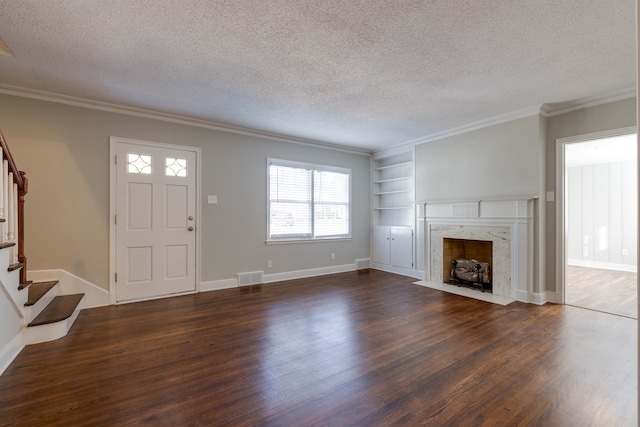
18,280,33,290
8,262,24,272
0,241,15,250
28,294,84,327
25,281,59,306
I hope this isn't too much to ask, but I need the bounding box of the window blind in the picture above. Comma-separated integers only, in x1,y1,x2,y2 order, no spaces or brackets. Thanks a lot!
268,159,351,241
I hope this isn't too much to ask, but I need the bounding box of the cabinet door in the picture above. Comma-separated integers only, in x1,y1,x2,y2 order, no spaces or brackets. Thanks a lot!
390,227,413,269
372,226,390,264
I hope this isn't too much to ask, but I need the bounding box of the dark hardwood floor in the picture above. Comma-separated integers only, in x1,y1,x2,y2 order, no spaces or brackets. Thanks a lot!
566,265,637,319
0,270,636,426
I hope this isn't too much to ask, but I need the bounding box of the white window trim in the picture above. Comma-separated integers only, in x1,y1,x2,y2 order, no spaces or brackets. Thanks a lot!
266,158,352,243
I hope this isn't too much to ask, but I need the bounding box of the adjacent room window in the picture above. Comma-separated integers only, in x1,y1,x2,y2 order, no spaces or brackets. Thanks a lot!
268,158,351,241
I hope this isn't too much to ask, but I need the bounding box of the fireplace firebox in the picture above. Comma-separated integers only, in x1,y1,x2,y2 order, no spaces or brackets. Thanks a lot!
443,238,492,292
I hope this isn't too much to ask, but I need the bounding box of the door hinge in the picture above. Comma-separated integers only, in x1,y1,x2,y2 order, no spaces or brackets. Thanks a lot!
115,272,117,283
114,215,117,224
114,155,117,164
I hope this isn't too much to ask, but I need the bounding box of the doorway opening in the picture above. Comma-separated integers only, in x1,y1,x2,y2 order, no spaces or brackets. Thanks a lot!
560,130,637,318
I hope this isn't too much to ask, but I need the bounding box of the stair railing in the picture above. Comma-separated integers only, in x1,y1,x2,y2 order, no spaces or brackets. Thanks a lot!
0,130,27,284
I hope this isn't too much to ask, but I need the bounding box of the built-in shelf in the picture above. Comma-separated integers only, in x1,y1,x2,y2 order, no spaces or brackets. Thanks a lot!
375,161,413,171
374,176,412,184
372,151,414,228
374,190,412,195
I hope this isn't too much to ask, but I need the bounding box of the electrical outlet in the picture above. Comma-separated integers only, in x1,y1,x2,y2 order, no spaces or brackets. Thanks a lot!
207,195,217,204
622,249,629,256
330,252,335,260
267,260,272,268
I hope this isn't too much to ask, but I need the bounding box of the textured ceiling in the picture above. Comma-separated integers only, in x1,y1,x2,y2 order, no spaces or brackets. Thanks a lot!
0,0,635,152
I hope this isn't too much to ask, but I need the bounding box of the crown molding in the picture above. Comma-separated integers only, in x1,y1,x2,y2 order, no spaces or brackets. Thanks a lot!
1,83,633,158
376,87,637,155
540,87,636,117
384,105,544,153
372,144,418,160
0,84,372,156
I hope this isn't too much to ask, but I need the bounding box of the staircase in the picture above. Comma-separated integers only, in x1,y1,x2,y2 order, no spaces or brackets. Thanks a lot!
0,130,84,345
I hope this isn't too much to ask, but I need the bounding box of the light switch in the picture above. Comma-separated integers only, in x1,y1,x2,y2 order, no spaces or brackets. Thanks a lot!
546,191,554,202
208,195,217,204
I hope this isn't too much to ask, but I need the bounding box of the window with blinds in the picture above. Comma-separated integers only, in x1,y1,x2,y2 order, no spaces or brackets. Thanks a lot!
268,159,351,241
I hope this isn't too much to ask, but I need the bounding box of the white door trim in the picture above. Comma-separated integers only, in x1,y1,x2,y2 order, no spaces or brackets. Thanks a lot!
109,136,201,305
555,125,637,304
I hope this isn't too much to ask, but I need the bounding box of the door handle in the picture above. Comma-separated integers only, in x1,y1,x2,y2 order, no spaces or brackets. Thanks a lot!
188,226,194,231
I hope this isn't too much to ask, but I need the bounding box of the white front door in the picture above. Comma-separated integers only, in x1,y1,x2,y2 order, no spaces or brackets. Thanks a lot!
115,140,197,302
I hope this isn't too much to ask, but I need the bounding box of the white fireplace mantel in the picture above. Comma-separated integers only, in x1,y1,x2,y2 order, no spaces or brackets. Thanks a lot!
417,197,537,303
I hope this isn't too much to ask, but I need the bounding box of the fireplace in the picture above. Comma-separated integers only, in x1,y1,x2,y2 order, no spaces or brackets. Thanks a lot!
443,238,492,292
417,197,537,303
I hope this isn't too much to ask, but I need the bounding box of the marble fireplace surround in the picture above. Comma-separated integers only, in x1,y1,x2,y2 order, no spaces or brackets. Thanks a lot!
434,226,509,295
419,197,536,303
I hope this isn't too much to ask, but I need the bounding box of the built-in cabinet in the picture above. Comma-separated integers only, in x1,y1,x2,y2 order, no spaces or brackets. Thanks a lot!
371,150,415,273
372,226,414,269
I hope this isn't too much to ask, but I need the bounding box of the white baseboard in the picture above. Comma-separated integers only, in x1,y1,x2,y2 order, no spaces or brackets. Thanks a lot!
0,333,23,376
515,289,557,305
27,270,110,308
539,291,559,305
202,264,359,291
200,278,238,292
264,264,355,283
568,259,637,273
515,290,529,303
370,263,422,279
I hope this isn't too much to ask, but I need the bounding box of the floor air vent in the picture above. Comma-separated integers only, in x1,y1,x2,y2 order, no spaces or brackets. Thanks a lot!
356,259,370,270
237,271,264,286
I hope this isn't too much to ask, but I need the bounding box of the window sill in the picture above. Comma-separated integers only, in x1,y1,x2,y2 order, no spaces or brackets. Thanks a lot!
266,237,352,245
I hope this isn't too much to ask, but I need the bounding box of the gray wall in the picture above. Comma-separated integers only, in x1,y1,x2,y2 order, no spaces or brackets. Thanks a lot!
0,93,371,290
415,115,543,202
